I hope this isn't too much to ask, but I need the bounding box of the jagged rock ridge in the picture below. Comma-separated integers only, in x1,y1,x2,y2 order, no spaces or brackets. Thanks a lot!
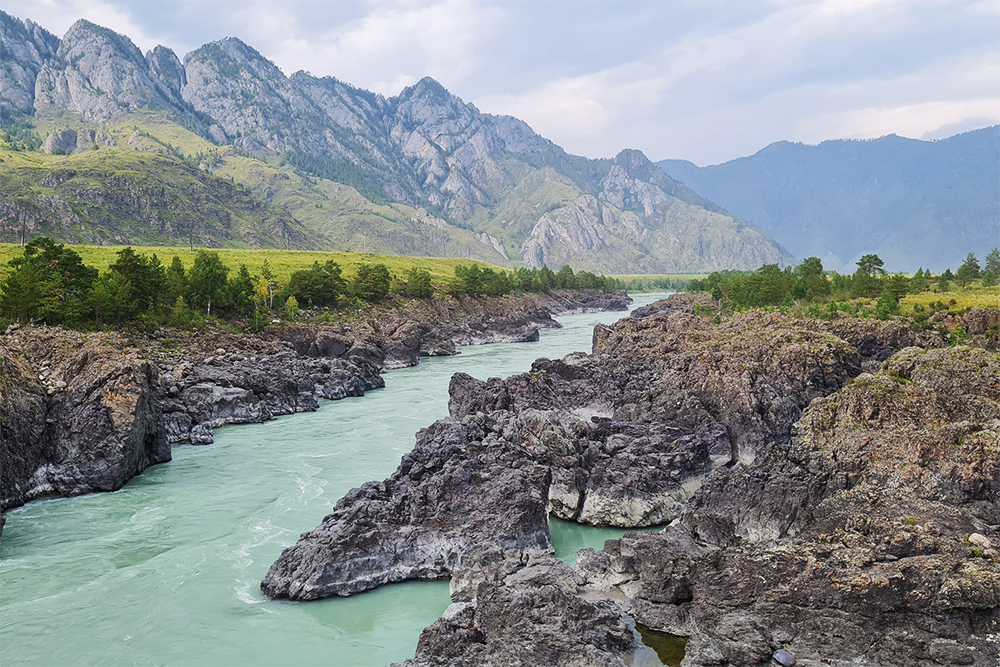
0,11,790,272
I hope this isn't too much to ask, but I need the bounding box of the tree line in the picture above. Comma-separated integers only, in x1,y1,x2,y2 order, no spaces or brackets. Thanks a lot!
453,264,622,297
0,238,620,331
689,250,999,320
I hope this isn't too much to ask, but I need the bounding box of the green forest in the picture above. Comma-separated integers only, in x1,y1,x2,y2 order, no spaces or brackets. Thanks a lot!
0,237,622,332
688,250,1000,325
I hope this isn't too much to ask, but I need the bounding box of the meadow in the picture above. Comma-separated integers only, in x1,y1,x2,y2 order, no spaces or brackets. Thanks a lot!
900,284,1000,311
0,243,500,285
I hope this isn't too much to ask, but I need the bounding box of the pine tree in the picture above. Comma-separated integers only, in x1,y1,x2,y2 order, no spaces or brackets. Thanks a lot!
985,248,1000,275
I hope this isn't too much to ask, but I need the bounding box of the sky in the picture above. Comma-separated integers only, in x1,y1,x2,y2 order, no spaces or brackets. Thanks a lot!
6,0,999,165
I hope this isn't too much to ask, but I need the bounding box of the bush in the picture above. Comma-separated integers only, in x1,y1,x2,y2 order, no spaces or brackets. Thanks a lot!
169,295,194,330
283,296,299,322
401,267,434,298
351,264,391,302
285,260,345,307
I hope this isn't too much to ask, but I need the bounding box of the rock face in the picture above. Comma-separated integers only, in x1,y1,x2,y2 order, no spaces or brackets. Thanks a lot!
263,295,997,667
579,345,1000,667
0,12,58,115
0,329,168,528
407,554,636,667
261,413,554,600
33,20,189,122
156,345,383,445
521,151,794,273
40,128,115,154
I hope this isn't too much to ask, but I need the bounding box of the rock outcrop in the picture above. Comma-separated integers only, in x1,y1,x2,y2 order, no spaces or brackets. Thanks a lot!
579,344,1000,667
263,296,998,667
0,12,59,115
0,329,168,528
0,289,623,536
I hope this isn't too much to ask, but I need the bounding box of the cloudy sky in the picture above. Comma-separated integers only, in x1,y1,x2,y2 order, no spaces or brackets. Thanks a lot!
7,0,999,165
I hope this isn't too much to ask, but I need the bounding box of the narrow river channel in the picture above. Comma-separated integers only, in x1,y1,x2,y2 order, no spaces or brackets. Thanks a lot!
0,293,669,666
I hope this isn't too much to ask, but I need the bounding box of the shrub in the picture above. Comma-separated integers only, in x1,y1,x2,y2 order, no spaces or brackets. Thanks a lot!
401,267,434,298
351,264,391,302
283,296,299,322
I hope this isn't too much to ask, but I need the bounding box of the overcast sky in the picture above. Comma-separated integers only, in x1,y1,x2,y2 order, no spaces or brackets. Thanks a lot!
7,0,999,165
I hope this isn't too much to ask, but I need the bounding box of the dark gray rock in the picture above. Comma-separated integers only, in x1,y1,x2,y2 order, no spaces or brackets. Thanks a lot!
262,298,993,666
0,330,168,517
158,350,383,444
262,413,555,600
405,557,634,667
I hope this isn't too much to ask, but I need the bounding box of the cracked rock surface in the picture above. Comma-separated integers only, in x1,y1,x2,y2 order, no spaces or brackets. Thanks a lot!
264,296,997,665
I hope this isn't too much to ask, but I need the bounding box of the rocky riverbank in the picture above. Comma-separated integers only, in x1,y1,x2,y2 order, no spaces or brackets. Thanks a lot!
262,295,999,666
0,289,629,534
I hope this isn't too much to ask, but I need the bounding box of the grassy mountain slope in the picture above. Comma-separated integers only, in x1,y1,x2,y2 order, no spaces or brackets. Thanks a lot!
0,137,319,248
2,113,513,264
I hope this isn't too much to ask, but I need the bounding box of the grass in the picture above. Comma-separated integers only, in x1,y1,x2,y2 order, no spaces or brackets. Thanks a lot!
900,283,1000,311
613,273,707,292
0,243,504,285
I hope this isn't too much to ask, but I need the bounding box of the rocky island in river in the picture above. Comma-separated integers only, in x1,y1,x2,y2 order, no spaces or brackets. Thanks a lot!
262,295,999,667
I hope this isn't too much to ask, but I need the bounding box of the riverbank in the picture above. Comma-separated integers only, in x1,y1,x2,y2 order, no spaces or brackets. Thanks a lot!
0,289,630,534
263,295,999,666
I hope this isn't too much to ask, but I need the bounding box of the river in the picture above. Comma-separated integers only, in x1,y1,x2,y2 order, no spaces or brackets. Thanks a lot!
0,293,669,666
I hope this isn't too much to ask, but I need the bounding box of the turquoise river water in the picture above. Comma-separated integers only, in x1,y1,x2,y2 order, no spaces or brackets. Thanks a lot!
0,293,669,666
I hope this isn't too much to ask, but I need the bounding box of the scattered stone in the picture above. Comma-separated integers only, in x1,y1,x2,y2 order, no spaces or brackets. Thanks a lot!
773,648,796,666
970,533,993,549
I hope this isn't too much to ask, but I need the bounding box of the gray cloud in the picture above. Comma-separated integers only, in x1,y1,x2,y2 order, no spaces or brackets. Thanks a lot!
7,0,998,164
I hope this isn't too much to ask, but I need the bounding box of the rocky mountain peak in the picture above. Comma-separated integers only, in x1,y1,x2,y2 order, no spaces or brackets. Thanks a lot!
146,45,185,97
0,10,59,114
59,19,145,66
391,76,475,130
613,148,652,169
33,18,185,121
184,36,274,73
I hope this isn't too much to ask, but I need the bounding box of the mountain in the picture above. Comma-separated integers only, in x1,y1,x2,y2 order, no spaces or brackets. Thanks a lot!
0,145,320,249
658,128,1000,273
0,13,792,273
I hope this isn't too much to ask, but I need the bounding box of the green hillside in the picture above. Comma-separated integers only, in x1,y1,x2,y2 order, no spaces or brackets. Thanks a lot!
3,113,514,266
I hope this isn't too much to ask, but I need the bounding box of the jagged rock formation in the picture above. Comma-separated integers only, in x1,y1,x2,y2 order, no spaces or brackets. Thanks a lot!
0,12,58,117
578,344,1000,667
0,329,169,523
0,10,790,272
0,289,622,537
33,20,190,122
263,296,998,666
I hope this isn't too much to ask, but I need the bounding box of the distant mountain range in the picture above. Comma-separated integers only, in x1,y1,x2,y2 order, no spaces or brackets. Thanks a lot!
658,128,1000,273
0,13,792,273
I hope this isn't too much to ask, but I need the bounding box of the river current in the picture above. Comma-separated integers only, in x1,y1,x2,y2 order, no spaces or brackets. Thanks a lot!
0,293,668,666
